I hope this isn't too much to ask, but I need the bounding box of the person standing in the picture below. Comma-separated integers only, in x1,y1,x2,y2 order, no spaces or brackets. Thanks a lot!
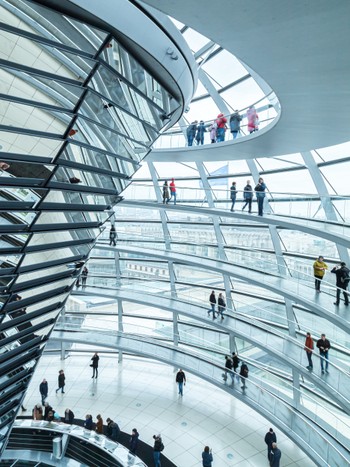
202,446,213,467
232,352,240,382
129,428,139,454
230,182,237,212
224,355,235,384
43,402,53,420
95,414,104,434
195,120,207,145
168,178,176,205
229,110,242,139
331,262,350,306
264,428,277,462
91,352,99,378
55,370,65,394
304,332,314,370
109,225,117,246
313,256,328,292
217,293,226,319
81,266,88,288
316,334,331,374
208,291,216,319
162,181,170,204
176,369,186,396
247,105,259,133
153,434,164,467
64,408,74,424
84,414,93,430
209,121,217,143
254,177,266,216
240,361,249,390
270,442,282,467
39,378,48,405
216,113,228,142
33,404,43,421
106,418,120,441
242,180,253,213
186,121,198,146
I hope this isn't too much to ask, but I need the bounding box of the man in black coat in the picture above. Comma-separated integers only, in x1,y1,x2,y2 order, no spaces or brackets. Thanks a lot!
264,428,277,461
39,379,48,405
175,369,186,396
331,262,349,306
270,442,282,467
91,352,99,378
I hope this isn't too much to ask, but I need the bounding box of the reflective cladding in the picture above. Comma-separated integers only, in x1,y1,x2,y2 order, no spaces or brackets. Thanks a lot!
0,0,183,453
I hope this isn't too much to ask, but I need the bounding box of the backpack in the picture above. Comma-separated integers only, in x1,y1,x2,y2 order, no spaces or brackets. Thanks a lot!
340,268,350,284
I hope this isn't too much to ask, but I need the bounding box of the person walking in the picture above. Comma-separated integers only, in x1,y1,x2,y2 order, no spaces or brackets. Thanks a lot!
208,291,216,319
55,370,65,394
232,352,240,382
202,446,213,467
264,428,277,462
229,110,242,139
39,378,48,405
316,334,331,374
168,178,176,205
254,177,266,216
109,225,117,246
270,442,282,467
195,120,207,145
129,428,139,454
224,355,235,384
216,113,228,142
240,361,249,390
81,266,88,288
162,181,170,204
242,180,253,213
209,121,217,143
247,105,259,133
91,352,99,378
106,418,120,441
331,262,350,305
176,369,186,396
313,256,328,292
153,434,164,467
95,414,104,434
304,332,314,370
186,121,198,146
217,293,226,319
230,182,237,212
64,408,74,424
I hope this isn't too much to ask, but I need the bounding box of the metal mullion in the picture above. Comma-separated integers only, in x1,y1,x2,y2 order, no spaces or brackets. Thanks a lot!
95,59,166,114
0,123,62,140
76,113,149,148
47,182,118,196
0,21,95,59
25,238,94,253
57,158,129,178
0,92,74,115
0,58,83,86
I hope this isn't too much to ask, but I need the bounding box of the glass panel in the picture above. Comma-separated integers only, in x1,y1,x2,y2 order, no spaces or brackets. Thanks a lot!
0,131,62,158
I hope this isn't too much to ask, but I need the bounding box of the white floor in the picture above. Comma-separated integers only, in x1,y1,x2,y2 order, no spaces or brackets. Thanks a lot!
22,352,316,467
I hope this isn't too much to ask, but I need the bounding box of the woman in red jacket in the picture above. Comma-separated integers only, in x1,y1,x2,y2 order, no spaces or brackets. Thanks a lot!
304,332,314,370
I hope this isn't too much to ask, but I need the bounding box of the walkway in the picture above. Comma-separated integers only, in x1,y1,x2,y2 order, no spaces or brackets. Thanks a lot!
71,288,350,414
144,0,350,161
121,200,350,249
51,329,350,467
97,245,350,334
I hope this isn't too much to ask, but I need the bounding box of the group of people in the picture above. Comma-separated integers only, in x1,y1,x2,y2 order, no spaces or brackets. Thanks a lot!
208,291,226,319
32,400,74,424
162,178,177,204
264,428,282,467
313,256,349,305
230,178,267,215
304,332,331,374
187,106,259,146
223,353,249,389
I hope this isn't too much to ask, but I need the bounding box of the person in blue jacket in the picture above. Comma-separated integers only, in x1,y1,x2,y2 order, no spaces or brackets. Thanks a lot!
202,446,213,467
254,177,267,216
195,120,207,145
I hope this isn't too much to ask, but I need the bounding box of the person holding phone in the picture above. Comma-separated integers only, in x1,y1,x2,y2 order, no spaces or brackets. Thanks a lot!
202,446,213,467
